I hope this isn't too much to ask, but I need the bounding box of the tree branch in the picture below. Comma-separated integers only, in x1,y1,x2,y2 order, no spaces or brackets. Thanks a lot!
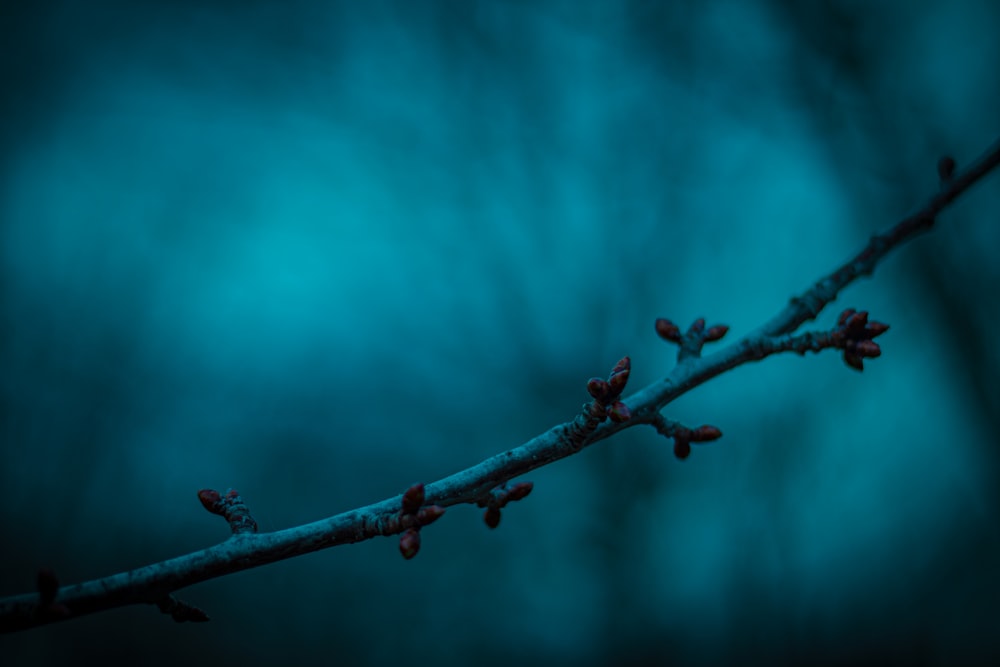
3,138,998,634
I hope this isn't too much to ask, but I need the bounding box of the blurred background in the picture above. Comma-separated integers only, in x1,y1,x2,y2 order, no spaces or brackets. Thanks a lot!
2,0,999,664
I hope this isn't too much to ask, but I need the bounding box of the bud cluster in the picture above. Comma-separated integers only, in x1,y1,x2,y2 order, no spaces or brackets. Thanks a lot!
586,356,633,425
655,317,729,360
832,309,889,372
649,415,724,460
479,481,534,529
397,483,446,560
670,424,723,460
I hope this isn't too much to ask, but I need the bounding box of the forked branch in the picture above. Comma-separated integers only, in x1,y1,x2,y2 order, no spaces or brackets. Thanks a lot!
2,138,998,634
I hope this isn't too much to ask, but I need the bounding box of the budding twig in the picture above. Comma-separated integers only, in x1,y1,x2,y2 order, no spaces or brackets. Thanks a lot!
2,138,997,633
656,317,730,362
478,481,534,529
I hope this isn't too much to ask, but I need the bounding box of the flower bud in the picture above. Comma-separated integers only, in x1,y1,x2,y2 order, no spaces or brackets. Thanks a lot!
655,318,681,342
837,308,856,326
197,489,223,515
843,352,864,371
691,425,722,441
399,528,421,560
704,325,729,342
674,439,691,460
587,378,610,402
845,311,869,331
866,321,890,337
484,506,502,529
401,483,425,515
416,505,445,526
505,482,534,503
855,340,881,358
607,368,630,396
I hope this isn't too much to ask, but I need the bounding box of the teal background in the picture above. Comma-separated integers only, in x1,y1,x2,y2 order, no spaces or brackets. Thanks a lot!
2,1,999,665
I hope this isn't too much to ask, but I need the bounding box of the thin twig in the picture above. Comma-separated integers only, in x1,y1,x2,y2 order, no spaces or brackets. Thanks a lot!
2,138,998,633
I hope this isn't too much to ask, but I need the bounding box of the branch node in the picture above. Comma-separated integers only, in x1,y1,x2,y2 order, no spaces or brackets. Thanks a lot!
656,316,730,360
197,488,258,535
650,415,724,461
395,483,447,559
567,357,634,448
478,481,534,530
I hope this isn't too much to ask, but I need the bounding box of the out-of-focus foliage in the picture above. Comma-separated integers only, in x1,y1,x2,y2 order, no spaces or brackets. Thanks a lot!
2,1,998,665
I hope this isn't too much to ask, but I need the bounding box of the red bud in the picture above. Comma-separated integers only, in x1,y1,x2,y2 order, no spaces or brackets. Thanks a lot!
690,318,705,333
505,482,534,502
691,425,722,441
607,368,630,396
399,528,421,560
197,489,223,515
608,401,632,423
655,318,681,342
610,356,630,376
674,439,691,460
838,309,856,326
867,321,890,337
484,507,501,529
704,325,729,342
401,483,425,515
416,505,445,526
843,352,864,371
855,340,881,358
846,311,869,330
